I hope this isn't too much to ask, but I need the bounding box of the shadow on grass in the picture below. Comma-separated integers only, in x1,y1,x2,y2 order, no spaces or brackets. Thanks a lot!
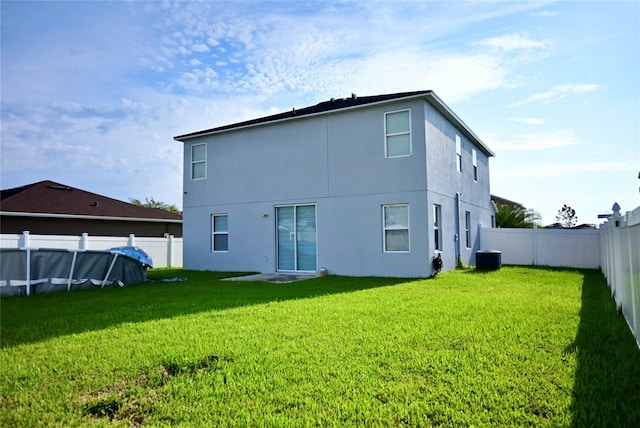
569,270,640,427
461,264,587,275
0,269,410,349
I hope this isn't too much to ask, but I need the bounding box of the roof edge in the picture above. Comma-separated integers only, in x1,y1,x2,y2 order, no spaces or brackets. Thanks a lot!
173,90,494,157
174,91,433,141
0,211,183,223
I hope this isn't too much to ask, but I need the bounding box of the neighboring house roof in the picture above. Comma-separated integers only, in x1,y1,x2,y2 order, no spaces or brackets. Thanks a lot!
491,195,524,210
545,222,597,230
174,90,495,157
0,180,182,222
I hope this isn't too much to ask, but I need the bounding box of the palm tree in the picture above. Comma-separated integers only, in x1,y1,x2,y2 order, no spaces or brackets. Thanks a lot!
495,204,541,228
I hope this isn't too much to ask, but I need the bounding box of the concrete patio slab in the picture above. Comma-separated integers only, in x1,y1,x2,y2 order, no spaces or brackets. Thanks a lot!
221,273,315,283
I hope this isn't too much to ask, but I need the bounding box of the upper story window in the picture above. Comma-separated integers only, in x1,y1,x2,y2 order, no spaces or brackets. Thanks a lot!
212,214,228,252
191,143,207,180
472,149,478,181
383,204,410,252
455,135,462,173
384,109,411,158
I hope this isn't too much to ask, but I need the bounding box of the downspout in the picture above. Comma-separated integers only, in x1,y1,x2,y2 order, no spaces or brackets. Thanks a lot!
455,192,461,264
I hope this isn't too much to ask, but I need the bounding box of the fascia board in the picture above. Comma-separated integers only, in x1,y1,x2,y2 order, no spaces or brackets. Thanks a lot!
0,211,182,223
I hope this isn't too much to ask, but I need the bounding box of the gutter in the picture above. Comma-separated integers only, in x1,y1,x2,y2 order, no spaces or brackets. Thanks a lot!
0,211,182,224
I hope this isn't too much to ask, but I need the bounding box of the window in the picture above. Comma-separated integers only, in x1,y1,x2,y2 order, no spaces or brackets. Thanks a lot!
191,143,206,180
455,135,462,173
383,204,410,252
465,211,471,248
472,149,478,181
433,205,442,251
385,110,411,157
212,214,228,252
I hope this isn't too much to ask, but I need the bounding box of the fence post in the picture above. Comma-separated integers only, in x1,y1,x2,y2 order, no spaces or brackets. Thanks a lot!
532,225,539,266
611,205,623,301
20,231,30,249
80,233,89,250
477,222,483,250
25,248,31,296
167,235,174,267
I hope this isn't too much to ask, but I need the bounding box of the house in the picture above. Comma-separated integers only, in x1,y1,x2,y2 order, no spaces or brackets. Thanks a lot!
174,90,495,277
0,180,182,237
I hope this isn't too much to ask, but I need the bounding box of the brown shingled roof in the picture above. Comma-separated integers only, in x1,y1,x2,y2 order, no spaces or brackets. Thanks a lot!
0,180,182,220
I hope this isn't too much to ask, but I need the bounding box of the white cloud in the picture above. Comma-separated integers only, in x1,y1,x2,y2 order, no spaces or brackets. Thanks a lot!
508,117,545,125
484,130,576,151
512,83,602,106
191,43,210,53
494,161,639,179
476,33,551,51
529,11,560,17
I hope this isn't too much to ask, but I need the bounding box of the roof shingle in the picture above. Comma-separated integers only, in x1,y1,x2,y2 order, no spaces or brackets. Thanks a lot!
0,180,182,220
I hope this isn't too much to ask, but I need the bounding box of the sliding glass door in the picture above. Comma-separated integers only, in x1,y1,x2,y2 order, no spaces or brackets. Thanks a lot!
276,205,316,272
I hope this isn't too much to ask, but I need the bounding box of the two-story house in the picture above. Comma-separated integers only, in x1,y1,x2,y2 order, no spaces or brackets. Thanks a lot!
174,90,494,277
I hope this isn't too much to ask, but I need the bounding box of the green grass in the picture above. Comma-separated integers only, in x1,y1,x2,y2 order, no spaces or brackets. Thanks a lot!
1,267,639,427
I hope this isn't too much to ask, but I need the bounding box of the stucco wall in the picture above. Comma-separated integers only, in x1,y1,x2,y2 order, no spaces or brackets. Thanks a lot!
181,97,491,277
424,102,492,270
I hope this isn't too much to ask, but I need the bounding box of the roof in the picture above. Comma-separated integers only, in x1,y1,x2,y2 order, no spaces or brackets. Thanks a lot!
491,195,524,209
0,180,182,221
174,90,495,157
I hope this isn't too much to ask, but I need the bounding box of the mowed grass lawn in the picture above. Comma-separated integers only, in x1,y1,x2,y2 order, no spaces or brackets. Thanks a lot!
1,267,639,427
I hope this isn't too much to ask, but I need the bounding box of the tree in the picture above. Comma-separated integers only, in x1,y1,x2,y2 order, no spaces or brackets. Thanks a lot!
495,204,541,228
129,197,182,214
556,204,577,228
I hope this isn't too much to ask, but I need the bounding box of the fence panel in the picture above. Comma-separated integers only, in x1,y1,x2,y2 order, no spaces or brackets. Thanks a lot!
599,205,640,349
480,228,535,265
0,232,183,268
480,227,600,268
536,229,601,268
25,234,84,249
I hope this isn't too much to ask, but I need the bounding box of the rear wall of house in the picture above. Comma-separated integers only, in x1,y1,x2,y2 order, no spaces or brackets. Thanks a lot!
181,98,492,277
182,99,437,277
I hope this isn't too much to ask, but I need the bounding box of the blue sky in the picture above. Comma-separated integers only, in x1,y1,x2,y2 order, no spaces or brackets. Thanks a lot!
1,1,638,225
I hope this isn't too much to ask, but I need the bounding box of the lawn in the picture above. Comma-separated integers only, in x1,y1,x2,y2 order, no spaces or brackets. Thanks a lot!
1,267,639,427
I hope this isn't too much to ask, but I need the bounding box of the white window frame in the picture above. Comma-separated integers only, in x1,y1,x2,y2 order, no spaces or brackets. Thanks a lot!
472,149,478,182
383,204,410,253
212,214,228,252
455,135,462,174
434,204,442,251
384,109,412,158
465,211,471,248
191,143,207,180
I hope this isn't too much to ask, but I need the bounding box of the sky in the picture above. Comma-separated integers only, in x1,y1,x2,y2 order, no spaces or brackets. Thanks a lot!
1,0,638,226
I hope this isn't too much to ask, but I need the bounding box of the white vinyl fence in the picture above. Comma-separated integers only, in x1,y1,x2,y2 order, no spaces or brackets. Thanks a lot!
599,205,640,348
479,226,600,269
480,203,639,349
0,231,183,268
